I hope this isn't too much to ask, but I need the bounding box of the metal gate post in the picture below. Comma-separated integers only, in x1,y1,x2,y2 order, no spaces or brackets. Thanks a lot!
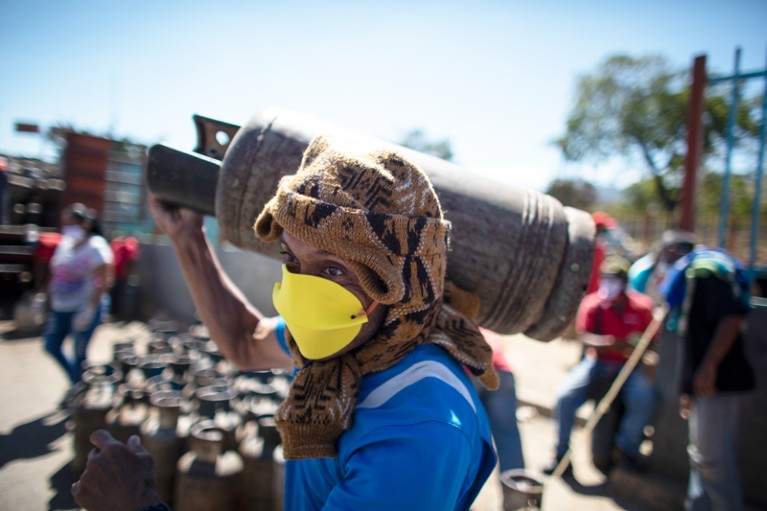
681,55,707,232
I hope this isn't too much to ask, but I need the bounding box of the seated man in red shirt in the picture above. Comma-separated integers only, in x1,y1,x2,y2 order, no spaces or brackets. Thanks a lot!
543,256,656,475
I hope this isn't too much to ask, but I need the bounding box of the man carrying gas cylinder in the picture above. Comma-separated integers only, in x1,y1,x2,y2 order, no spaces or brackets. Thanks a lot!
71,136,500,511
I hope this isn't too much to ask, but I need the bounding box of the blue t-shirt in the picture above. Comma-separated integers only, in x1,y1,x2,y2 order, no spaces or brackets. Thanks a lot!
274,318,497,510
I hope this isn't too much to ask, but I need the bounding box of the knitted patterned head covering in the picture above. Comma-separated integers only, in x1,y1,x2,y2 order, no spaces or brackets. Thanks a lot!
255,136,498,459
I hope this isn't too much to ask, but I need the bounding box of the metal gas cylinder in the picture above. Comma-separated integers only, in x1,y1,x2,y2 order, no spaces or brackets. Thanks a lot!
71,365,120,474
183,367,225,402
111,341,136,363
105,387,148,444
146,108,594,340
147,339,173,355
168,354,193,383
141,391,185,507
272,445,284,511
194,385,243,454
238,415,281,511
500,469,544,511
174,421,244,511
116,352,140,384
138,356,167,383
121,355,166,392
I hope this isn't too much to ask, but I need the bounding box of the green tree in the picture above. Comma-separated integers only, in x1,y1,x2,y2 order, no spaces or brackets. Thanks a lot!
698,170,764,224
613,178,665,220
398,129,454,161
545,177,597,210
614,171,765,251
554,54,760,215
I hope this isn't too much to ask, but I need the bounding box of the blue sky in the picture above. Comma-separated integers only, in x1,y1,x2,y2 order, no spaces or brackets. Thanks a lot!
1,0,765,192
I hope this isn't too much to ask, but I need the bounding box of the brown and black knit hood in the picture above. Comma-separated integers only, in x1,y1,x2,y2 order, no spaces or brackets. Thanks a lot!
255,136,498,459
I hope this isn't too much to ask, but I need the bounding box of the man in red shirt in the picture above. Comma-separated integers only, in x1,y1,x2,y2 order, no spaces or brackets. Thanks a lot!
109,236,139,319
544,256,657,475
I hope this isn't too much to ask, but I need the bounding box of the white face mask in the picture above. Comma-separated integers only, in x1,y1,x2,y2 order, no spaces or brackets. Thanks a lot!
62,224,86,243
598,277,625,302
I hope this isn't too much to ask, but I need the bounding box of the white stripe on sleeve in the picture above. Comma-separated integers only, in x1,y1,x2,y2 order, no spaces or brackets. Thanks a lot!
356,360,476,413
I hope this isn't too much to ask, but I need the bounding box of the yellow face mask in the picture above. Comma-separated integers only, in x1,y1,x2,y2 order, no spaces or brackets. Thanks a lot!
272,265,369,360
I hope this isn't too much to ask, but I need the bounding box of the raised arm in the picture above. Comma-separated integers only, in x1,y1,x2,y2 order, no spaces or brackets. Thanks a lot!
149,196,292,370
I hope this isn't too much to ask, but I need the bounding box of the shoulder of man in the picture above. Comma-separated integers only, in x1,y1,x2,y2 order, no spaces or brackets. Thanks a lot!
355,345,480,421
687,251,750,310
626,290,655,311
579,291,602,310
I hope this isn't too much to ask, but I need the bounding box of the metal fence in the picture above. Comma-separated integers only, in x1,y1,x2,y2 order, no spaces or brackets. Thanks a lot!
616,214,767,265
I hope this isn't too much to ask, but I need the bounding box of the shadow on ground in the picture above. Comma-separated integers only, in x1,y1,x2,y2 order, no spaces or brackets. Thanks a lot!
1,327,43,341
0,410,68,469
0,409,79,509
563,472,653,511
48,461,79,511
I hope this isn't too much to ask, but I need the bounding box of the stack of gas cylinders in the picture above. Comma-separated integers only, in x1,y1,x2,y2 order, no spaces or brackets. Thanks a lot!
70,326,291,511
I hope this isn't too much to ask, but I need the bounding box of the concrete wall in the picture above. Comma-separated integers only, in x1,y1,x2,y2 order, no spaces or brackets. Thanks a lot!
649,303,767,508
133,241,281,327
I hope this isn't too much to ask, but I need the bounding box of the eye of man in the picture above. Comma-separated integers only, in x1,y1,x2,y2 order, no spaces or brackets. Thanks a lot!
325,266,344,278
280,250,296,264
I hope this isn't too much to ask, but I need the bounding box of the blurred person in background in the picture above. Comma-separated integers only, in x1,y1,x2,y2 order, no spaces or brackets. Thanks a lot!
587,212,615,295
109,235,140,320
44,203,113,402
476,327,525,473
543,256,657,475
629,230,695,304
660,247,754,511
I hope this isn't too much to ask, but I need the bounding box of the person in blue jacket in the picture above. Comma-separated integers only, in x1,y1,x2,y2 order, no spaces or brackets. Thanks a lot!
628,229,694,304
72,136,499,511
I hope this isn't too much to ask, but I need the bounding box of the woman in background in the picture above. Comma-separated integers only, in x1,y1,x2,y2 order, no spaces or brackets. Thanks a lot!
44,203,113,400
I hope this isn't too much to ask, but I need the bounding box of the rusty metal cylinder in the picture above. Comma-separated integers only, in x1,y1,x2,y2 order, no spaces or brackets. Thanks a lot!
72,365,120,474
106,387,148,444
272,445,284,511
194,386,242,453
238,416,280,511
500,469,544,510
141,391,185,507
111,341,135,363
147,108,595,339
174,421,244,511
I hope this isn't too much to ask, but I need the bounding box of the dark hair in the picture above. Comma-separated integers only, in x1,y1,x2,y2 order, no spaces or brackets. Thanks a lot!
661,230,695,250
67,203,103,237
89,216,104,237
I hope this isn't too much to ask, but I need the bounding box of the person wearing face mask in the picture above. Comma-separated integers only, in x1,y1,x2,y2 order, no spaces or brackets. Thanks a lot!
628,230,695,305
44,203,114,400
72,137,499,511
543,256,657,476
